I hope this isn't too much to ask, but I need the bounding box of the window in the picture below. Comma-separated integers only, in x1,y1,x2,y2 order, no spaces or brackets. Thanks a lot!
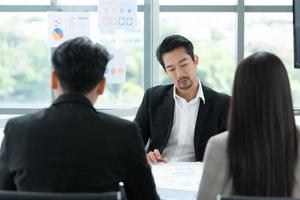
59,0,99,5
0,4,145,109
159,0,236,5
0,0,50,5
245,0,292,5
245,12,300,107
0,13,51,107
59,0,144,5
90,13,145,107
0,0,299,121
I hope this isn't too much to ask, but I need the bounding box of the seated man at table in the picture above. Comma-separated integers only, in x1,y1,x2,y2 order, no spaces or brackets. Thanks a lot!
0,37,159,200
135,35,230,164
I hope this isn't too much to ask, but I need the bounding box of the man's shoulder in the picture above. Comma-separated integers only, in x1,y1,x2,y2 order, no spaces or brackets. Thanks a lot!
6,109,48,128
202,85,230,103
4,108,49,137
95,112,141,143
203,85,230,98
97,111,135,126
144,84,173,101
146,84,173,94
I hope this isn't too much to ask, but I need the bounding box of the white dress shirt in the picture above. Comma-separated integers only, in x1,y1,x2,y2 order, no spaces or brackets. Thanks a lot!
162,79,205,162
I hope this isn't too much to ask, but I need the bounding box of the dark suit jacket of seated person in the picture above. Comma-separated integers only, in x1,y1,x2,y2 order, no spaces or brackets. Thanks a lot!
0,37,159,200
134,35,230,162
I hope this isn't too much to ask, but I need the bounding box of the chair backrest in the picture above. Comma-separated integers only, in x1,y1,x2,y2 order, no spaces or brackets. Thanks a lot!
218,195,300,200
0,190,121,200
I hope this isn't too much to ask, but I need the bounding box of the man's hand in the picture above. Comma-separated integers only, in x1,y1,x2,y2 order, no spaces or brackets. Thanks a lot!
146,149,168,164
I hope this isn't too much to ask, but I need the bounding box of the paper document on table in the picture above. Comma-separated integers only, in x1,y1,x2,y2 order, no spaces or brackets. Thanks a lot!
151,162,203,192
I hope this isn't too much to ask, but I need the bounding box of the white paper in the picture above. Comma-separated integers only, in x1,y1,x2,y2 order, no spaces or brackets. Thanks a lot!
104,50,126,84
98,0,137,32
48,12,90,47
156,188,197,200
151,162,203,192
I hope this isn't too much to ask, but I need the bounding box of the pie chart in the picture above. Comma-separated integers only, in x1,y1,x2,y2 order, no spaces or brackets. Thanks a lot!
52,28,64,40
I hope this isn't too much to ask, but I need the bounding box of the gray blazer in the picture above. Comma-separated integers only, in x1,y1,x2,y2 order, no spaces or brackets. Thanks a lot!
197,131,300,200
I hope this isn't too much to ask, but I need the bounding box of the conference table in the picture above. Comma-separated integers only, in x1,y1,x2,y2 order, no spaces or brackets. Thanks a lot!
152,162,203,200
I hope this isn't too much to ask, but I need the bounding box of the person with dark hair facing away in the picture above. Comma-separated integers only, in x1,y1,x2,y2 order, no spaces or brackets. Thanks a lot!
197,51,300,199
0,37,159,200
135,35,230,163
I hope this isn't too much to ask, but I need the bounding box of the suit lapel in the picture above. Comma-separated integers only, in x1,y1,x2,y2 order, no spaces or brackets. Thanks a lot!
163,87,175,151
157,87,175,153
194,86,212,156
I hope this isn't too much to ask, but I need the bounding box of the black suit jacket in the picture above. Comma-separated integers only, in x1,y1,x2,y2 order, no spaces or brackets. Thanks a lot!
134,84,230,161
0,94,159,200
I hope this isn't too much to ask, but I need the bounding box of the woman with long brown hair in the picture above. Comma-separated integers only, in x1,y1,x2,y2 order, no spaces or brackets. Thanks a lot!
197,52,300,199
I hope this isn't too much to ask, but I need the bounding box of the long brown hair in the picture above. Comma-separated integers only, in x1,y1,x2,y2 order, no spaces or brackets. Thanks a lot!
228,52,298,196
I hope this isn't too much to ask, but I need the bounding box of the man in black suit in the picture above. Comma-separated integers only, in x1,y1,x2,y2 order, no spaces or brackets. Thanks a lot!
0,37,159,200
135,35,230,163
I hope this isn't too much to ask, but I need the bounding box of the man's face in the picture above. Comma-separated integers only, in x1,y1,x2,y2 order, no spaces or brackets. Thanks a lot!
162,47,198,91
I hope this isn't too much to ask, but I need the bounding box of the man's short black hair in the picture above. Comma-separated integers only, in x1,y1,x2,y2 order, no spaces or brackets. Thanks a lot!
52,36,110,94
156,35,195,71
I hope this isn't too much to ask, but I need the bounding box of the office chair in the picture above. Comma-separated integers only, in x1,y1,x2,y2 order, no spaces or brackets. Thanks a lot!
0,182,127,200
0,191,117,200
218,195,300,200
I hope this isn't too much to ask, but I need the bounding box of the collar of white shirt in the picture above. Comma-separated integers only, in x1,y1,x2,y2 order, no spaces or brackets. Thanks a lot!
173,79,205,104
